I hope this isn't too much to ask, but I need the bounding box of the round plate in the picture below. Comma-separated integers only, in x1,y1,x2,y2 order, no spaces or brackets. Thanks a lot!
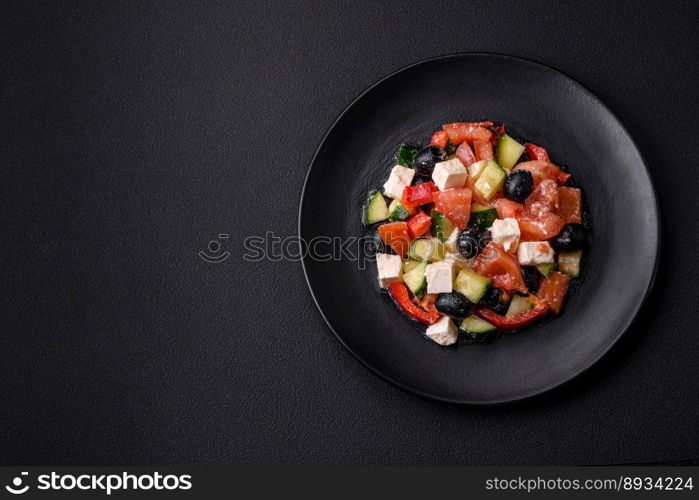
299,53,659,404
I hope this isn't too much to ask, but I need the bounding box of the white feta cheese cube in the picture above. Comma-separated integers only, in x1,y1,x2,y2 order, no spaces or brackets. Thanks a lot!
444,228,460,253
425,315,458,346
489,218,521,252
376,253,402,288
517,241,555,265
432,158,468,191
444,252,473,270
425,260,454,294
382,165,415,199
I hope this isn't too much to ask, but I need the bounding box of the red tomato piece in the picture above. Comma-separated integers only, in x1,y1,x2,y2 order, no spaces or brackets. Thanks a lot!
537,271,571,314
473,242,527,294
525,179,559,217
406,212,432,239
524,142,550,162
518,211,565,241
442,122,493,145
433,187,472,229
519,214,563,241
377,221,410,257
473,140,494,161
455,141,476,166
401,182,438,211
557,187,582,224
429,130,449,149
494,198,524,219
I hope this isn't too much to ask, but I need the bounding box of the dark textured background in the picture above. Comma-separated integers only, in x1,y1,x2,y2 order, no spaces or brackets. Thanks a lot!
1,0,697,465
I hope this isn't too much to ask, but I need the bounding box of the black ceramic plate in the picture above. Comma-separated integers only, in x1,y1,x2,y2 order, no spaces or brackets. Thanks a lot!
299,53,659,404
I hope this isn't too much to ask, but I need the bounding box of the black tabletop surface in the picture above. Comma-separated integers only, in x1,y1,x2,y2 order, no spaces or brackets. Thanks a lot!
1,0,697,465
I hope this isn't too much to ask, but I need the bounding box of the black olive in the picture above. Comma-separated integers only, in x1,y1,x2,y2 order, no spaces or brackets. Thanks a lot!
414,146,447,176
435,292,471,319
520,266,540,293
549,223,586,252
411,173,432,186
457,227,491,259
504,170,534,203
479,287,509,315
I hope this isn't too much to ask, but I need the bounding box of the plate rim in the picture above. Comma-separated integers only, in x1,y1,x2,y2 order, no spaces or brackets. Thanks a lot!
298,52,661,405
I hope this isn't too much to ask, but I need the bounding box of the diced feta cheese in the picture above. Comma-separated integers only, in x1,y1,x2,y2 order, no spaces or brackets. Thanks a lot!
425,260,454,294
425,315,458,345
444,252,472,270
489,218,521,252
376,253,402,288
382,165,415,199
517,241,555,265
444,228,460,253
468,160,487,180
432,158,468,191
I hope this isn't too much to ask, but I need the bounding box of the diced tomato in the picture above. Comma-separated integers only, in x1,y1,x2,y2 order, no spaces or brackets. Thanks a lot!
429,130,449,149
433,187,472,229
442,122,493,145
494,198,524,219
518,211,565,241
495,191,564,241
473,242,527,294
406,212,432,238
525,179,559,217
557,171,571,184
537,271,571,314
377,221,410,257
473,140,494,161
401,182,438,211
388,282,440,325
455,141,476,166
557,186,582,224
525,142,550,162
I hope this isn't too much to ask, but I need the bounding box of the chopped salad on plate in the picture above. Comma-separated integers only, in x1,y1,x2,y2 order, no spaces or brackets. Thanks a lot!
364,121,587,346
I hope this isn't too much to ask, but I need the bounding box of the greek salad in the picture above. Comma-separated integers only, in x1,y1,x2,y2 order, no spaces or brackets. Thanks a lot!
364,121,587,345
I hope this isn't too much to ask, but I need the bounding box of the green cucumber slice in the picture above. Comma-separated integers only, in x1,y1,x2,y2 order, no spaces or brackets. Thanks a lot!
430,210,455,242
408,238,444,262
468,159,487,180
473,160,506,201
496,134,525,170
535,263,557,277
470,205,498,229
402,259,422,274
402,260,427,298
454,269,491,303
460,315,496,334
505,295,533,319
364,191,389,224
388,199,410,221
459,315,496,340
559,250,582,277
